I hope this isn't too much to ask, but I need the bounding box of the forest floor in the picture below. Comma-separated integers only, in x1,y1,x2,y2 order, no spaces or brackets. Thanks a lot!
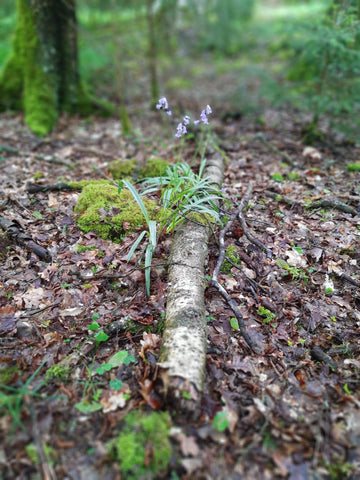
0,67,360,479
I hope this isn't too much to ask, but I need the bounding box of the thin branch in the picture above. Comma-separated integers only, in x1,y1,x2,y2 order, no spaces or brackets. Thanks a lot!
211,182,262,353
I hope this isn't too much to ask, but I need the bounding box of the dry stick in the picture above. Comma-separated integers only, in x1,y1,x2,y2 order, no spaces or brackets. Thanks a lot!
26,182,76,193
309,199,357,216
0,216,51,262
238,207,273,259
211,182,262,354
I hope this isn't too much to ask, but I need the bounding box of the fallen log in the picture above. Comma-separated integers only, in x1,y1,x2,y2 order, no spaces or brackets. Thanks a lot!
157,145,225,414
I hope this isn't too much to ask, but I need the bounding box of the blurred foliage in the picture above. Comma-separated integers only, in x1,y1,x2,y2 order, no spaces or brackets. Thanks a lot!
0,0,359,139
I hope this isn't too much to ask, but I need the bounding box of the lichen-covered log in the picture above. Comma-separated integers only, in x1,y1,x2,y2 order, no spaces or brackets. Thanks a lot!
0,0,113,136
158,152,225,410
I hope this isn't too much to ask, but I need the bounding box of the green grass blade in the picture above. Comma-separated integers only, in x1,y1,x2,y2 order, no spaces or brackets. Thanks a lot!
148,220,157,249
123,180,150,224
144,244,153,296
127,230,147,262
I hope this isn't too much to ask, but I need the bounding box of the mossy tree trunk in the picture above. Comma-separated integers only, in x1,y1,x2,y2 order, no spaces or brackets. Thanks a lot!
0,0,113,136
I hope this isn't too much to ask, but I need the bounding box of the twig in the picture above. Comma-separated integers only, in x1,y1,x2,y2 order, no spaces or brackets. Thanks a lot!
26,182,76,193
311,346,338,372
308,199,357,216
237,198,273,258
0,216,51,262
332,271,360,288
211,182,262,354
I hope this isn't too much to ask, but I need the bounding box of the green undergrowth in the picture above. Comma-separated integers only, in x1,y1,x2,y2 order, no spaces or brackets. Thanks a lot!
107,410,172,480
74,182,163,241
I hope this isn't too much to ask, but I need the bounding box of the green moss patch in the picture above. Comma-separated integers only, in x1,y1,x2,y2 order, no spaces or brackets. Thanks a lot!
138,158,169,179
108,410,172,479
74,182,161,241
108,157,170,181
108,159,137,180
221,245,241,273
347,163,360,172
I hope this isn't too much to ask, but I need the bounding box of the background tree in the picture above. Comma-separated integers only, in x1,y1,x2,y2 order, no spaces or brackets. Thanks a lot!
0,0,112,136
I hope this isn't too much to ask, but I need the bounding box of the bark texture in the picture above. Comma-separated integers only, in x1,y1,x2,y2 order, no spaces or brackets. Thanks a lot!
158,149,225,408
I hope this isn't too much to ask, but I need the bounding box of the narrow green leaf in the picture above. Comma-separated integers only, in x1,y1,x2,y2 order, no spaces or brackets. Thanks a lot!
148,220,157,249
123,180,149,224
144,244,153,296
127,231,147,262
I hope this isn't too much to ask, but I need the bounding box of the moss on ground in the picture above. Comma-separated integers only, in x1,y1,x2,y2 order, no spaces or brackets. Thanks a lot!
108,410,172,479
221,245,241,273
138,158,169,178
108,159,137,180
108,157,170,181
74,182,161,240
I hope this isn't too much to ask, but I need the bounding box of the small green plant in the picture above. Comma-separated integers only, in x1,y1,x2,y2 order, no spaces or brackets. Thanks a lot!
108,410,172,479
75,244,95,253
258,306,277,324
230,317,239,330
276,258,309,284
87,314,109,343
272,173,284,182
343,383,352,395
96,350,135,375
32,211,42,219
141,159,225,233
347,162,360,171
212,411,230,432
0,361,46,432
119,180,158,296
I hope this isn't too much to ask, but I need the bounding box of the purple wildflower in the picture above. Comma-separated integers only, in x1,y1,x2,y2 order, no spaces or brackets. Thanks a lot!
156,97,172,115
183,115,191,126
175,122,187,138
200,110,209,125
205,105,212,115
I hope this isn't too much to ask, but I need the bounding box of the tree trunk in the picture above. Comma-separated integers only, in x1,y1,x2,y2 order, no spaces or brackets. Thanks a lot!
0,0,113,136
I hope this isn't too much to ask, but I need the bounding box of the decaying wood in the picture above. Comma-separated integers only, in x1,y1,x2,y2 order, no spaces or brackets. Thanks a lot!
157,144,225,410
0,216,51,262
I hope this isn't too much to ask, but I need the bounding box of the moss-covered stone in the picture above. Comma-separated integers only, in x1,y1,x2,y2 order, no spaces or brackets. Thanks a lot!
108,159,137,180
74,183,161,240
138,158,170,179
221,245,241,273
108,410,172,480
